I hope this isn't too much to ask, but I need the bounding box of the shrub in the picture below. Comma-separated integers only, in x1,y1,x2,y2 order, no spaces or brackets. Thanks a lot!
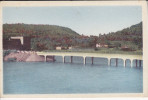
94,47,99,51
7,58,16,62
3,49,17,57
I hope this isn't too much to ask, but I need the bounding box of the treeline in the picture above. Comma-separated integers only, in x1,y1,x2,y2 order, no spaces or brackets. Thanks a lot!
97,22,142,50
105,22,142,41
3,23,80,39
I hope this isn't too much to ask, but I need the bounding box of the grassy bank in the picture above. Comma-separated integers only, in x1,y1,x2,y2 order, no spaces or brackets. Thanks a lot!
3,48,142,56
43,48,142,55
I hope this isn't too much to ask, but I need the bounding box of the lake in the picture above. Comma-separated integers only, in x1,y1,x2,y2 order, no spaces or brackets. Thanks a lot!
3,56,143,94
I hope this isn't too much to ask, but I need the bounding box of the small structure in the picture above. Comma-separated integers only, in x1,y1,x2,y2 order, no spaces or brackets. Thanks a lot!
68,46,72,50
56,46,72,50
121,45,132,51
56,46,62,50
96,43,108,48
96,43,101,48
103,44,108,48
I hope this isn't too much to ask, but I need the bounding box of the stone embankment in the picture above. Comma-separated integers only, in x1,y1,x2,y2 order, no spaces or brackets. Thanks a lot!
4,51,46,62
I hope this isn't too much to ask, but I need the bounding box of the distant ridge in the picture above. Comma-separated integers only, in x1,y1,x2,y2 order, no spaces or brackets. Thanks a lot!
107,22,142,39
98,22,142,49
3,23,80,39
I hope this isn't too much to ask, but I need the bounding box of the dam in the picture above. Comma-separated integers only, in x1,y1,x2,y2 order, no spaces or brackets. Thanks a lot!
37,52,143,67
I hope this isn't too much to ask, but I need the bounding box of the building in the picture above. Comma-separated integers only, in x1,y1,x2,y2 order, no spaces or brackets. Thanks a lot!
68,46,72,50
56,46,62,50
121,45,132,51
23,37,31,50
96,43,108,48
3,39,22,50
3,36,31,51
56,46,72,50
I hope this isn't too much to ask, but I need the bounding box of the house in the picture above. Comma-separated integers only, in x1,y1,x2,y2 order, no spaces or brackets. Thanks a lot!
96,43,101,48
96,43,108,48
68,46,72,50
56,46,62,50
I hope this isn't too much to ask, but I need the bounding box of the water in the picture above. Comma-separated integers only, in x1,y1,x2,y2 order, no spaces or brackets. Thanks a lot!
3,57,143,94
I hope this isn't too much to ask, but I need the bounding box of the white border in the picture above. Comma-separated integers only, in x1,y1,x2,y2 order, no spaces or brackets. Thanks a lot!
0,1,147,98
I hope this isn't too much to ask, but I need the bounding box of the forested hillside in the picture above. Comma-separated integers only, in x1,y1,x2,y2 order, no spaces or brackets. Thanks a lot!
3,22,142,52
3,23,80,39
98,22,142,50
3,24,80,50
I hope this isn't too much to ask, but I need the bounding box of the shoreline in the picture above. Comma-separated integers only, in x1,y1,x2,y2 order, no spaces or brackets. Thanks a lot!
3,50,55,62
40,50,143,55
3,49,143,56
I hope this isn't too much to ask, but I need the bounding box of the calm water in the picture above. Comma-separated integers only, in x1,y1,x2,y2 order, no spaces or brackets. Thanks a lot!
3,56,143,94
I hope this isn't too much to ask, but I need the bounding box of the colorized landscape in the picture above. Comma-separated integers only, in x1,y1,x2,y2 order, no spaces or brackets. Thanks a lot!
3,6,143,94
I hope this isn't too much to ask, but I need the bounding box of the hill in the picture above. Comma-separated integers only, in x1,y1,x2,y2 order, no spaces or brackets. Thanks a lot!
107,22,142,40
3,23,80,51
98,22,142,50
3,23,80,39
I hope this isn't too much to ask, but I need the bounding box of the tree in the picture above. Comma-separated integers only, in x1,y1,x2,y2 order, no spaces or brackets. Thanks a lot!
36,43,47,51
114,42,121,48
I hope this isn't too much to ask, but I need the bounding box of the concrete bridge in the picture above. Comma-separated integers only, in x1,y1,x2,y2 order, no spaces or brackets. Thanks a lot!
36,52,143,67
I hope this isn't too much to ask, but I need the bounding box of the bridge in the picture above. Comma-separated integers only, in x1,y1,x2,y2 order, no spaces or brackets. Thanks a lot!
36,52,143,67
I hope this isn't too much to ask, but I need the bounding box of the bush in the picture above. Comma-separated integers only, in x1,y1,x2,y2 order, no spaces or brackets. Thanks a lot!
94,47,99,51
3,50,11,57
8,58,16,62
3,49,17,57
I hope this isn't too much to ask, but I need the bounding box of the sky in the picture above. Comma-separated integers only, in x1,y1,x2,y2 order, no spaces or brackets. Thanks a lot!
3,6,142,36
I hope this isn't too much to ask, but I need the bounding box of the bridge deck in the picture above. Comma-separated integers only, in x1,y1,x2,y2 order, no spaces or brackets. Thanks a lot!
37,52,142,60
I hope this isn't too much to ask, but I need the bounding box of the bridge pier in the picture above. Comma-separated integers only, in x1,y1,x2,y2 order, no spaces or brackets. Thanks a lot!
131,59,133,67
108,58,111,66
116,58,118,67
62,56,65,63
83,56,86,65
71,56,73,63
123,59,126,67
139,60,141,67
136,59,138,67
91,57,94,65
44,55,47,62
52,56,55,62
131,59,142,67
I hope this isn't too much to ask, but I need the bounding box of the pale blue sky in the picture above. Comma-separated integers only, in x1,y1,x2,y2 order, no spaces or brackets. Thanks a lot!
3,6,142,36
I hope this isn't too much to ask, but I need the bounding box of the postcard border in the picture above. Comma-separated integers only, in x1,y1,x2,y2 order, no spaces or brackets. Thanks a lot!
0,1,147,98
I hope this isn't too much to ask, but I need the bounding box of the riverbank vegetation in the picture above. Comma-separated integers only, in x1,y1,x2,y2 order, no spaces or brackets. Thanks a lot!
43,48,142,55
